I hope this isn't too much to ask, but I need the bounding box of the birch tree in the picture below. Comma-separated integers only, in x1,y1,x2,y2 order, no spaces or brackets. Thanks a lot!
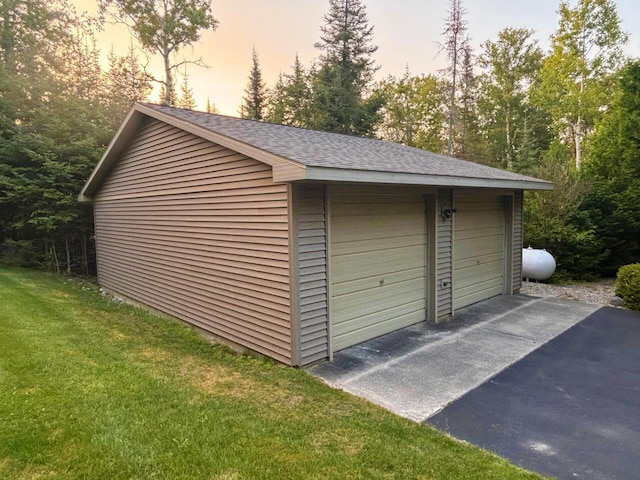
98,0,218,106
536,0,626,169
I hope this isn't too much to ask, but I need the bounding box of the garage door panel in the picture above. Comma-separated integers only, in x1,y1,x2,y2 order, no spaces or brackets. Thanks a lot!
454,261,504,289
332,277,426,321
454,236,505,260
453,278,504,311
331,245,424,284
331,219,420,245
453,194,506,310
454,252,503,271
332,302,425,351
454,212,504,231
331,233,424,256
330,190,426,351
331,266,424,297
331,202,424,217
332,214,424,241
454,225,505,241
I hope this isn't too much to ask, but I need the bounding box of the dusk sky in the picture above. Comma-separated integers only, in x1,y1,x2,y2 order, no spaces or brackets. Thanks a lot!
72,0,640,116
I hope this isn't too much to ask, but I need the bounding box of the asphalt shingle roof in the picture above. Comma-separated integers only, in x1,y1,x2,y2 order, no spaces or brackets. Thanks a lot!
143,103,549,185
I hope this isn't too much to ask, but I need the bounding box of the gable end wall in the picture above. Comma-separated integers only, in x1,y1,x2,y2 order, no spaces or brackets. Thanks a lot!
93,118,293,363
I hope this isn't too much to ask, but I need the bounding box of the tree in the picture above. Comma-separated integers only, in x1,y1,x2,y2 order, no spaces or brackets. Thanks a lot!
581,60,640,274
535,0,627,169
455,46,484,160
105,46,153,125
310,0,382,135
265,73,287,124
0,0,142,275
375,69,448,152
205,97,219,114
177,68,196,109
98,0,218,106
240,48,266,120
477,28,544,171
264,54,313,127
440,0,468,155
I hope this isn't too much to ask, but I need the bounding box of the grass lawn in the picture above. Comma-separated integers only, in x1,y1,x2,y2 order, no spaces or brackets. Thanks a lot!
0,266,544,479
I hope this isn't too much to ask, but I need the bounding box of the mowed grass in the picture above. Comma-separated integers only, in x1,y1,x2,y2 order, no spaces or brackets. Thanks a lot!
0,266,543,480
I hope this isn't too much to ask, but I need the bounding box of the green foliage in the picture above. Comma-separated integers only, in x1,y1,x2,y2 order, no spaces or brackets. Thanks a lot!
524,151,605,280
99,0,218,105
477,28,546,171
580,60,640,275
0,240,38,267
375,70,448,152
0,0,146,275
534,0,627,169
310,0,382,135
241,48,267,120
265,55,313,127
615,264,640,310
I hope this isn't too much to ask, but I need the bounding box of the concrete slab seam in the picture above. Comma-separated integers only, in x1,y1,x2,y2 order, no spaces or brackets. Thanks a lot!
333,296,545,387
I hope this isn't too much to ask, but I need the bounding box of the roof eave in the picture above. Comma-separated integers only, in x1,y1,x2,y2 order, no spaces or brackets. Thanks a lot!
299,166,554,190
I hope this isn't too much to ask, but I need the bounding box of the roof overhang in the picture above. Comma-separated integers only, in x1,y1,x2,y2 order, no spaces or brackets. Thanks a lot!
276,165,554,190
80,103,553,201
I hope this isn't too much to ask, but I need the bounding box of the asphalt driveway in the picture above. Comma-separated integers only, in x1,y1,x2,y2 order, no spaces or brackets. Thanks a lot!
428,306,640,480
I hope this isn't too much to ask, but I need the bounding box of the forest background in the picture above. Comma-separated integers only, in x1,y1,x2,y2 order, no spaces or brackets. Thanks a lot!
1,0,639,280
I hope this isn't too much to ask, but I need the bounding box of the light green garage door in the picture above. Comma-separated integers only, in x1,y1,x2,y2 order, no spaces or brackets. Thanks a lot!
329,187,427,351
453,192,506,311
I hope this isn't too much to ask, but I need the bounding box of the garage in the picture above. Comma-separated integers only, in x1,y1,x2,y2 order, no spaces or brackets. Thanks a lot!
453,191,507,311
329,186,427,351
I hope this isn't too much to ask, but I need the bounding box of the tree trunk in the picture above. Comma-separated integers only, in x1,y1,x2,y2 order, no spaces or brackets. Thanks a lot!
64,237,71,275
575,121,582,170
82,235,89,277
163,51,172,105
448,55,457,156
51,243,59,274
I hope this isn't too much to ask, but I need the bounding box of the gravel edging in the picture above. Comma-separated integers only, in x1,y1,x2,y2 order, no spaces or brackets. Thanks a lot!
520,279,624,307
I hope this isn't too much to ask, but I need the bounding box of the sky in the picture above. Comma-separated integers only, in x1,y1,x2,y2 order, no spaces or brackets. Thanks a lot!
72,0,640,116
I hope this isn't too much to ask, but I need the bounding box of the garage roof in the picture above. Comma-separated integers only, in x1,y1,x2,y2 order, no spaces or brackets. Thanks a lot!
80,103,553,201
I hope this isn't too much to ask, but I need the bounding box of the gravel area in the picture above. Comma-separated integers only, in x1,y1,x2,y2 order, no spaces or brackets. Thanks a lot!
520,278,623,307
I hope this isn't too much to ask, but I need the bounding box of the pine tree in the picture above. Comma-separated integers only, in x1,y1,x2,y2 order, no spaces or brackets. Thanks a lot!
440,0,468,155
310,0,382,135
283,54,312,127
177,69,196,109
206,97,219,114
455,45,483,161
240,48,266,120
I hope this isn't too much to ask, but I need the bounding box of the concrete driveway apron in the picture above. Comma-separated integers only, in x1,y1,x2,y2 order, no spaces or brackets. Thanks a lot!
309,294,599,422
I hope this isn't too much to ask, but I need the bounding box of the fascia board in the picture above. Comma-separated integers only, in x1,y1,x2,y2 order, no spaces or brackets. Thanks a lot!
301,166,555,191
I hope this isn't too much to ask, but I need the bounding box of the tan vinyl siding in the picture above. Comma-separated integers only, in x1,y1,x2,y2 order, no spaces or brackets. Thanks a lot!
453,191,505,311
93,118,292,364
512,190,523,292
437,189,453,319
294,184,329,365
329,185,426,351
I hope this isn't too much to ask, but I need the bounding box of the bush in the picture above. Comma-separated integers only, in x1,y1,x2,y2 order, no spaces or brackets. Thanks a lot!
0,239,39,267
615,264,640,310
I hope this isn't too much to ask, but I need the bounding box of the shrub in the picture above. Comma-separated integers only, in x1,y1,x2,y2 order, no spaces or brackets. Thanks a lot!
615,263,640,311
0,239,38,267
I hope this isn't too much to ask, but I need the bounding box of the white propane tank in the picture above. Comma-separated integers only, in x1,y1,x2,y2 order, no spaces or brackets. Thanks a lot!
522,247,556,281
